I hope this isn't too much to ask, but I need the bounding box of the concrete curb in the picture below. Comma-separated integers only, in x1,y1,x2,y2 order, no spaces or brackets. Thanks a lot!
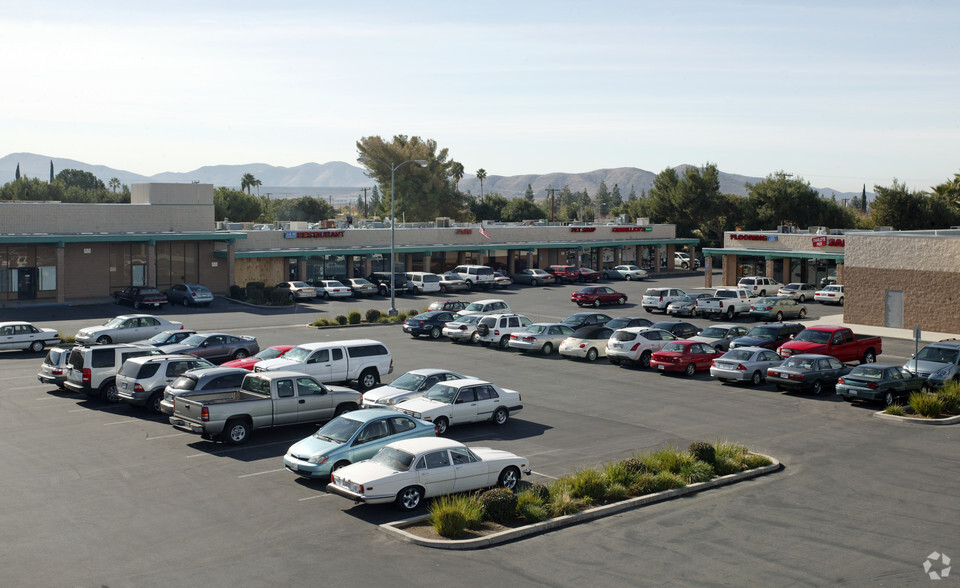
379,454,782,550
873,411,960,426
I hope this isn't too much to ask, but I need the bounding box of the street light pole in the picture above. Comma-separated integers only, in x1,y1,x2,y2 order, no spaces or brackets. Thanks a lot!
357,156,428,316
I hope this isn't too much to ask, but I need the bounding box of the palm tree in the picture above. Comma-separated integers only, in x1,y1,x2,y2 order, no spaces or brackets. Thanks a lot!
241,173,261,195
109,177,121,192
451,162,465,192
476,168,487,202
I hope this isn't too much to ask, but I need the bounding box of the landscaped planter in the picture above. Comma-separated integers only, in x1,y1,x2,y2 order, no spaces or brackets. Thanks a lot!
874,411,960,426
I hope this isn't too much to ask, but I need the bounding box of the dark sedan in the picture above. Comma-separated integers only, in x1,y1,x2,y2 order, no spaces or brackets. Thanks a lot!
766,354,851,395
571,286,627,307
837,364,927,406
113,286,168,309
666,292,714,317
729,323,805,351
562,312,613,329
604,316,654,330
159,332,260,364
651,320,701,339
402,311,458,339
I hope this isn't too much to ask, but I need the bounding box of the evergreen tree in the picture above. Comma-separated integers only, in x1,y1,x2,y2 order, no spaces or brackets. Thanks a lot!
628,185,637,202
861,185,867,211
524,183,534,201
611,183,623,206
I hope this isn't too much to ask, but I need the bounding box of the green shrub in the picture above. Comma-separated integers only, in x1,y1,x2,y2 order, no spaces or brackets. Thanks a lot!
604,482,629,502
406,309,420,317
517,502,549,524
377,316,394,323
742,453,773,469
678,460,715,484
640,446,689,475
312,318,332,327
621,456,652,475
937,383,960,415
365,309,382,323
429,505,467,538
334,314,348,325
347,311,362,325
268,288,290,306
909,391,944,418
567,468,607,503
527,483,550,503
714,457,747,476
883,404,906,416
688,441,716,467
58,333,76,345
653,471,686,491
229,285,244,299
628,473,660,496
603,461,640,488
480,487,517,524
713,441,750,475
516,488,549,523
549,490,585,517
246,281,265,303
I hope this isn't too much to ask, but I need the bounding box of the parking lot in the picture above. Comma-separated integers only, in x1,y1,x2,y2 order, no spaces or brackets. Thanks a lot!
1,273,956,586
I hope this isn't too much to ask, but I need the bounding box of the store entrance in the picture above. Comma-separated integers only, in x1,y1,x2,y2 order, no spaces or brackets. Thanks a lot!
18,268,37,300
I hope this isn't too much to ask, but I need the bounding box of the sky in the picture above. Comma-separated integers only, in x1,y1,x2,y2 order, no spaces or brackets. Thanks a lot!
4,0,959,193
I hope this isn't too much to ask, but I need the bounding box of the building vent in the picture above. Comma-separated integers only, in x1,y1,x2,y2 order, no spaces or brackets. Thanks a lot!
435,217,452,228
637,217,650,225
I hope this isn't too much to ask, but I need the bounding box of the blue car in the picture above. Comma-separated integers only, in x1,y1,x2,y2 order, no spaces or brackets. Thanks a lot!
402,311,459,339
283,409,436,479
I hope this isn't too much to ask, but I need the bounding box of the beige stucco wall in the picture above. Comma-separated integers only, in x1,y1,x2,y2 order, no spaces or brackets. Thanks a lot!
724,231,846,256
235,258,285,287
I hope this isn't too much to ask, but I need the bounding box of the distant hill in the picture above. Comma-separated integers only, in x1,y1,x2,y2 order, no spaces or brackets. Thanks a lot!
0,152,870,202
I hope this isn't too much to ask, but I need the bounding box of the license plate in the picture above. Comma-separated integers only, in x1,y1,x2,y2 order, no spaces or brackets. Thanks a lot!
848,390,858,396
121,382,127,389
288,463,298,471
613,343,622,349
657,364,665,370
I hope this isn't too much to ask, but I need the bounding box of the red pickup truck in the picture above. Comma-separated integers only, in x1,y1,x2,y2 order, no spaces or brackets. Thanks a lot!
776,326,881,364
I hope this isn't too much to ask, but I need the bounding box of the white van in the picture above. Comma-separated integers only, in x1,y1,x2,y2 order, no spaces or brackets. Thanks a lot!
452,265,496,289
405,272,442,294
253,339,393,390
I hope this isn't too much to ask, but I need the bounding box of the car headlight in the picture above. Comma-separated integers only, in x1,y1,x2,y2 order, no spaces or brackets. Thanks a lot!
414,412,423,419
308,455,329,465
932,368,953,379
382,398,395,405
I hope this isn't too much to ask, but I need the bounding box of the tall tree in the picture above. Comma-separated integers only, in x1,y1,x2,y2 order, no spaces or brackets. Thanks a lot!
475,168,487,202
869,179,955,229
611,183,623,206
524,184,534,201
213,187,262,221
240,173,261,195
15,163,20,180
49,161,54,183
860,185,867,212
501,197,547,222
450,161,465,192
109,177,121,192
56,168,105,191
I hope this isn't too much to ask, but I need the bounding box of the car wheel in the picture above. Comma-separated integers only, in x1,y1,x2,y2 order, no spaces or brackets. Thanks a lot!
838,297,844,305
182,297,190,306
841,395,854,403
592,299,601,308
759,290,766,297
625,275,632,281
133,300,141,310
727,307,736,320
429,326,441,339
30,340,44,353
434,416,449,436
334,403,357,417
498,336,510,350
465,280,473,291
862,350,877,364
884,391,896,407
492,407,509,426
684,363,696,377
332,460,351,473
358,368,379,391
147,392,163,414
233,349,249,360
100,380,119,403
497,466,521,490
798,295,805,302
717,377,727,383
470,331,480,344
410,333,420,339
530,279,538,287
541,342,554,355
640,351,652,369
798,308,806,318
776,384,787,391
608,358,621,366
222,419,250,445
576,302,583,307
378,285,388,296
586,347,599,362
617,296,626,305
775,311,783,322
750,371,762,386
811,379,823,395
96,335,112,345
690,307,698,317
644,308,653,314
395,486,424,511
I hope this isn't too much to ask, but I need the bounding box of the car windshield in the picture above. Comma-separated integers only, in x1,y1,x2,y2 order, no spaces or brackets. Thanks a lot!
313,415,363,444
253,347,285,360
612,330,639,342
722,349,756,361
146,332,172,344
699,327,729,338
241,376,271,395
169,375,197,390
479,317,498,327
423,275,440,282
850,367,884,379
785,283,804,289
326,281,345,288
103,318,124,328
464,302,484,311
823,286,841,293
661,342,687,352
192,285,211,294
755,298,779,305
424,384,458,403
370,447,416,471
388,372,427,392
291,282,310,288
179,335,206,346
643,289,663,296
793,330,831,343
352,279,373,286
283,347,312,362
454,314,483,325
523,325,549,335
916,346,960,364
744,327,778,340
674,295,698,302
782,357,816,369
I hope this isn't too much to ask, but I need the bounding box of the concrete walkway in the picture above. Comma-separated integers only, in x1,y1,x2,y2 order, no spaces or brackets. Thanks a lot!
817,313,958,344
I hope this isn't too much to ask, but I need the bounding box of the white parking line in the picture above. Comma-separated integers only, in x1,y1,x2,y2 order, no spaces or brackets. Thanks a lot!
530,470,558,480
298,494,331,502
103,419,140,426
238,468,286,478
147,432,189,440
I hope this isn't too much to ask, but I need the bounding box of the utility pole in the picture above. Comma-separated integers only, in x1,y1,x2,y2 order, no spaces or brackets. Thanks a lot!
360,187,370,218
546,188,556,222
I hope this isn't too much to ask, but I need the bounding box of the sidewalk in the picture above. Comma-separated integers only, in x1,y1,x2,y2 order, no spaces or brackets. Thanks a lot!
817,313,958,344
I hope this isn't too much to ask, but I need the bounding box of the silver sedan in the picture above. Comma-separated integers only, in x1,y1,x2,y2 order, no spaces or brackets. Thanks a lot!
710,346,784,386
508,323,577,355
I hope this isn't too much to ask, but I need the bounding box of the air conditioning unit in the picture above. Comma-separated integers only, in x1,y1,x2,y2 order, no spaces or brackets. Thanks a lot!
435,217,452,228
637,217,650,225
778,225,797,234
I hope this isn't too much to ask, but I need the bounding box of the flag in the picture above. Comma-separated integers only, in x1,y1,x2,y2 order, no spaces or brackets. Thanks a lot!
479,224,491,239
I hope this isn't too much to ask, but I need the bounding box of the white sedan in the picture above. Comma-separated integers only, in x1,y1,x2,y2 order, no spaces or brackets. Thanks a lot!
327,437,530,511
316,280,353,299
361,368,468,408
602,265,649,280
392,378,522,435
0,321,61,352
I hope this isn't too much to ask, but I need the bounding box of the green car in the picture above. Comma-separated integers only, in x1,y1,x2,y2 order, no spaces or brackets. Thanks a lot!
836,364,927,406
748,297,807,321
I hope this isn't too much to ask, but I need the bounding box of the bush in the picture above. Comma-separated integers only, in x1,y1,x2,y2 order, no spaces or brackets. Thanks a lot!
909,391,944,418
678,460,715,484
527,483,550,503
334,314,348,325
883,404,906,416
604,482,629,502
480,487,517,524
938,383,960,415
548,490,585,517
246,281,265,303
603,461,639,488
429,505,467,538
621,457,652,475
713,441,752,475
406,309,420,317
742,454,773,469
516,488,549,523
653,471,686,491
567,468,607,503
268,288,290,306
365,309,382,323
347,311,362,325
628,473,661,496
229,285,244,299
689,441,716,467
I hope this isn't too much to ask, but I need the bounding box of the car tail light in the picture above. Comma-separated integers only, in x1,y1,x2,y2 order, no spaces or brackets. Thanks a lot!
719,301,724,307
838,377,845,384
134,383,145,392
630,343,640,351
52,368,62,376
579,343,586,349
494,330,500,335
736,363,746,371
523,336,536,341
788,373,804,380
201,407,210,422
434,425,439,436
866,382,879,389
192,292,197,298
418,321,425,327
82,368,91,384
659,295,664,302
459,325,467,331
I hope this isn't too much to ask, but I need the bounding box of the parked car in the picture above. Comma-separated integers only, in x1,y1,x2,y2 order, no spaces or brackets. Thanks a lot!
710,346,785,386
562,312,613,329
135,329,198,347
476,314,533,349
159,366,250,415
159,332,260,364
686,324,746,352
456,298,511,317
766,354,850,395
651,320,701,339
674,252,700,269
777,283,816,302
545,265,580,283
438,273,468,293
36,344,77,389
165,283,214,306
837,364,927,406
604,316,653,330
392,378,523,435
315,280,352,299
253,339,392,390
450,264,496,290
428,299,468,312
748,297,807,321
666,292,714,317
696,288,757,320
405,272,442,295
361,369,468,408
573,267,602,282
75,315,184,345
367,272,409,296
737,276,784,297
641,288,687,313
903,341,960,388
113,286,168,309
814,284,844,305
283,409,437,480
441,313,485,344
221,345,295,370
777,326,881,364
0,321,61,353
492,272,513,288
402,311,458,339
559,325,615,361
116,354,215,413
606,327,678,368
275,281,317,300
571,286,627,307
729,323,805,350
346,278,378,297
511,269,556,286
603,265,648,280
327,437,530,511
64,343,163,401
651,340,722,376
508,323,577,355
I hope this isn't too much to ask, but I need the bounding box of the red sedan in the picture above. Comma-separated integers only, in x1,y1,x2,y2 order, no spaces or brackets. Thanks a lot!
571,286,627,307
221,345,295,370
650,340,722,376
574,267,602,282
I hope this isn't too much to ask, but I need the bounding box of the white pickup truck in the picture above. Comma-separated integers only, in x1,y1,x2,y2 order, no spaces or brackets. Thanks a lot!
169,371,362,444
696,288,757,319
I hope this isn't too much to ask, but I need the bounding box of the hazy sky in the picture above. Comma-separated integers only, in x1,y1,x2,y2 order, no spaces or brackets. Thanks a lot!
5,0,958,193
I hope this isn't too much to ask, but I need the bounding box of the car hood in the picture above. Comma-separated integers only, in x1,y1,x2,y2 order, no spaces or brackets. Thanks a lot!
668,301,694,307
77,325,109,337
335,460,404,484
159,343,196,354
470,447,522,462
221,357,256,369
394,397,447,413
688,335,721,345
255,357,300,371
904,359,952,374
733,337,773,347
287,435,342,459
779,341,824,352
363,385,415,403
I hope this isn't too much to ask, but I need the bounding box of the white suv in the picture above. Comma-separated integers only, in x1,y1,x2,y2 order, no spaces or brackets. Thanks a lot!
606,327,678,369
405,272,442,295
476,314,533,349
64,344,164,402
641,288,687,313
738,276,784,297
452,265,496,290
456,299,511,317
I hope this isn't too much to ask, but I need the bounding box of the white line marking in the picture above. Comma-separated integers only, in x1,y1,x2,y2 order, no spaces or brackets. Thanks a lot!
35,396,58,401
298,494,330,502
238,468,286,478
104,419,140,426
530,470,558,480
147,432,188,440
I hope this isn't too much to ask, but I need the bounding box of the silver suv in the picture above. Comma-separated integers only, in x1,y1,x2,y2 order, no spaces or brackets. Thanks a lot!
160,366,250,415
476,314,533,349
64,344,163,401
903,341,960,388
116,355,215,413
37,345,77,390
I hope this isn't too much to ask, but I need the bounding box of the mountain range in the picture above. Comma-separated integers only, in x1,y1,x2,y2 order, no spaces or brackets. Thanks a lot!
1,152,869,202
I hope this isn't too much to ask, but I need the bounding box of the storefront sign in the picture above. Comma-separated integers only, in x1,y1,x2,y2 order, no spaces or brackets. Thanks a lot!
456,229,473,235
284,231,345,239
611,226,652,233
812,236,844,247
730,233,777,241
570,227,596,233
